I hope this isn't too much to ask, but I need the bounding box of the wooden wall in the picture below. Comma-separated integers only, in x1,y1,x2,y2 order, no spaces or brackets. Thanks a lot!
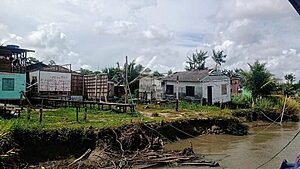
84,74,108,100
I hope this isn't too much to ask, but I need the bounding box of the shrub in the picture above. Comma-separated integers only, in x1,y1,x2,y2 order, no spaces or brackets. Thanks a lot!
232,94,252,108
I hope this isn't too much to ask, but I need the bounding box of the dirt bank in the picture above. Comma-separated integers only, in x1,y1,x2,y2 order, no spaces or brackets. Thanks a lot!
0,118,247,168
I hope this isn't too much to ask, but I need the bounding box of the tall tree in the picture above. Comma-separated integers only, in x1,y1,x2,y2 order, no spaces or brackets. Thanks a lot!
212,50,227,68
185,50,208,71
240,60,275,105
79,68,93,75
153,70,163,77
284,73,296,84
102,59,144,93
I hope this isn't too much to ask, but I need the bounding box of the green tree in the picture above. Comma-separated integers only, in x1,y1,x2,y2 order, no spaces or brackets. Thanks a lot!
240,60,275,105
167,69,173,75
152,70,163,77
212,50,227,68
102,60,144,93
223,68,242,78
80,68,93,75
284,73,296,84
185,50,208,71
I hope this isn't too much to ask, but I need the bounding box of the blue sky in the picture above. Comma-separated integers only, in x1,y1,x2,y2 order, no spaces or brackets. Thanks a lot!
1,0,300,80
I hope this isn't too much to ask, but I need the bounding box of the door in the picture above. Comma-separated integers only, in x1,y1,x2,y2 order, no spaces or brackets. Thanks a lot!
207,86,212,105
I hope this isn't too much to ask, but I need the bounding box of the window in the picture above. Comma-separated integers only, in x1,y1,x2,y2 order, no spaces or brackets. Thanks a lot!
2,78,14,91
221,84,227,95
186,86,195,97
166,85,174,94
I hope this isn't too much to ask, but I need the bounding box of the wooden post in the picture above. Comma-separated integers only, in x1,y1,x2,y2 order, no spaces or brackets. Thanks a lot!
176,76,179,112
124,56,128,104
76,106,79,122
39,108,43,124
84,107,87,121
27,107,31,121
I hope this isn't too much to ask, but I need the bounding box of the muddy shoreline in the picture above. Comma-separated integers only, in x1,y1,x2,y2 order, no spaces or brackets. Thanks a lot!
0,118,247,168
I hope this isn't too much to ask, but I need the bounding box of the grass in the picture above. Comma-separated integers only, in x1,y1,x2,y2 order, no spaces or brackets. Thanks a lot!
137,102,233,121
0,107,152,134
0,101,242,134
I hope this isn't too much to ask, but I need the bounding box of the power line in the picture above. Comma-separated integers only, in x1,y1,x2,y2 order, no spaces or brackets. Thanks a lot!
143,123,174,143
168,123,209,142
255,129,300,169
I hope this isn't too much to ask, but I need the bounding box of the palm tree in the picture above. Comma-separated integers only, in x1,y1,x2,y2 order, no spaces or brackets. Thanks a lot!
212,50,227,69
185,50,208,71
240,60,275,105
284,73,296,84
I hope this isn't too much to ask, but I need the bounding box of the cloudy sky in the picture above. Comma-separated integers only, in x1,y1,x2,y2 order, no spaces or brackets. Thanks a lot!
1,0,300,80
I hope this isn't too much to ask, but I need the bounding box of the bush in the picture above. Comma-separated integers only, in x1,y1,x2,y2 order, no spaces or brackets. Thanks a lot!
255,96,300,116
254,98,278,112
232,94,252,108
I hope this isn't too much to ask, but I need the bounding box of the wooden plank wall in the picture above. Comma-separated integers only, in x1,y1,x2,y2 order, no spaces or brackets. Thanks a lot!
84,74,108,100
71,74,83,96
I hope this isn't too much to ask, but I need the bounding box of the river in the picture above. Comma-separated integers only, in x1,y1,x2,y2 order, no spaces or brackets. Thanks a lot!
164,122,300,169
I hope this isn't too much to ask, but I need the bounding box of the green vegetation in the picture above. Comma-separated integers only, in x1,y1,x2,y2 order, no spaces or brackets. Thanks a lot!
0,108,149,134
185,50,208,71
137,102,233,120
240,60,276,104
232,94,252,108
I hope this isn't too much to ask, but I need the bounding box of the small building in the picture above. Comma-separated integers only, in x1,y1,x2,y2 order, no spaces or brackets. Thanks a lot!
161,69,231,105
28,64,83,100
84,74,108,101
230,77,239,96
0,45,34,101
139,76,162,100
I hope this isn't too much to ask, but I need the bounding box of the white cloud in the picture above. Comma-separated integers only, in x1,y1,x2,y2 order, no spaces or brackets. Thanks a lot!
1,0,300,80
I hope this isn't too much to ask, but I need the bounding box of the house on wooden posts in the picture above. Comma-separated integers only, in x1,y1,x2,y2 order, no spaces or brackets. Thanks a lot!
84,74,108,101
161,69,231,105
27,63,83,100
139,76,162,101
0,45,34,101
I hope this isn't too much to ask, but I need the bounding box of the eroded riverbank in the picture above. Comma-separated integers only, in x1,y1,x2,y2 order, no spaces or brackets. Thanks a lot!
0,118,247,168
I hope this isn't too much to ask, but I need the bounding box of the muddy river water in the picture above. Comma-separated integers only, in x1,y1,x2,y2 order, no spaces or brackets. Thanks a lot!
164,122,300,169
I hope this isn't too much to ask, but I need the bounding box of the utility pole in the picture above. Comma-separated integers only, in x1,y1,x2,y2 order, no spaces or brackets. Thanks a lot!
124,56,128,104
176,76,179,112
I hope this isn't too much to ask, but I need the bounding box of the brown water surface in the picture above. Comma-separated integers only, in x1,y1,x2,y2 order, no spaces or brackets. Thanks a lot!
164,122,300,169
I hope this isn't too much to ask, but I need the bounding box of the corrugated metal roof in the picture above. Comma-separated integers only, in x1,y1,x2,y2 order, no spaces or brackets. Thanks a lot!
162,69,210,82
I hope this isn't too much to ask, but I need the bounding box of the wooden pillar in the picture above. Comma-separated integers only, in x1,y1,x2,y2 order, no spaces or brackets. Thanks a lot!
176,76,179,112
27,107,31,120
39,108,43,124
76,106,79,122
84,107,87,121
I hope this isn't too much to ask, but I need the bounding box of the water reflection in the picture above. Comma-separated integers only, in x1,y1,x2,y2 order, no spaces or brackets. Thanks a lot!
164,123,300,169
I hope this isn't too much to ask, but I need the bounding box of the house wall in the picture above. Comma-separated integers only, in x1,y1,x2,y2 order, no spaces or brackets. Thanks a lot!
163,81,203,99
139,77,162,100
29,70,72,92
0,72,26,100
201,75,231,103
84,74,108,100
162,74,231,103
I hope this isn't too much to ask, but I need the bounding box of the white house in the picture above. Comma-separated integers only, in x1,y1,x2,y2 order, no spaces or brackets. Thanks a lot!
139,76,162,100
161,69,231,104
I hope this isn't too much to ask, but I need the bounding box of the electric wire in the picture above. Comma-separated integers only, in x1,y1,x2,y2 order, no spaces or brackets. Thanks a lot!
255,129,300,169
